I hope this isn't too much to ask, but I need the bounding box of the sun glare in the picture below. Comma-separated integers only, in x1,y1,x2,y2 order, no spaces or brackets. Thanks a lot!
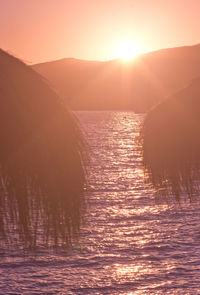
116,41,141,61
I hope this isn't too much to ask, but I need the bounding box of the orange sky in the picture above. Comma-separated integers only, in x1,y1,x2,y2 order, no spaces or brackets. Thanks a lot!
1,0,200,64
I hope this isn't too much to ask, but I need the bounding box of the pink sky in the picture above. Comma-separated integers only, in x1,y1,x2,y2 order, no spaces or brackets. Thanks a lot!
1,0,200,63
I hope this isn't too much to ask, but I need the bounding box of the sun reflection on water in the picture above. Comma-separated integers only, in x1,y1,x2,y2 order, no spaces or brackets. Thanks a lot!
115,264,142,276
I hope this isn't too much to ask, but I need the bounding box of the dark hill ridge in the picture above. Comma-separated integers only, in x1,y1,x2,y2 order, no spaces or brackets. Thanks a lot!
32,44,200,112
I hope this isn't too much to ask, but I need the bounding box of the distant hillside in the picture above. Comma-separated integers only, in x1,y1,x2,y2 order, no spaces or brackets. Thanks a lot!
32,44,200,112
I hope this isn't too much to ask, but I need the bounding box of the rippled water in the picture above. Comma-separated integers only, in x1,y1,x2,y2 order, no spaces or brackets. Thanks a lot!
1,111,200,294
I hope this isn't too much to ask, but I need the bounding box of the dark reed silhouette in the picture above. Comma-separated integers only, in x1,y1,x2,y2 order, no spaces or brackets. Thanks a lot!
142,78,200,199
0,49,86,249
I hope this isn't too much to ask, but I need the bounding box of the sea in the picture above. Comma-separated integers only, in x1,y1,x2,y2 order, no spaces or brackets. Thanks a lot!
1,111,200,294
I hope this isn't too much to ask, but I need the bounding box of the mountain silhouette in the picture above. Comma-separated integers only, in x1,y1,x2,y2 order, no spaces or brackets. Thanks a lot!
33,44,200,112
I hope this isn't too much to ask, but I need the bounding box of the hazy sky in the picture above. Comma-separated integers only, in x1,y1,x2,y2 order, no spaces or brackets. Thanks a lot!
1,0,200,63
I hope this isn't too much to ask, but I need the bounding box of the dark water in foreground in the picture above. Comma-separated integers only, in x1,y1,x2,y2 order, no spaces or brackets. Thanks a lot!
1,111,200,294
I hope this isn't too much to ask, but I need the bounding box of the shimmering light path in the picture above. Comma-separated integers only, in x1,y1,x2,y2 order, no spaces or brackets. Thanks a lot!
1,111,200,294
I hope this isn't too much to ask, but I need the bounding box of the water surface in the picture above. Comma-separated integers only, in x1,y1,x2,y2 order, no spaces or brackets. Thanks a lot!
1,111,200,294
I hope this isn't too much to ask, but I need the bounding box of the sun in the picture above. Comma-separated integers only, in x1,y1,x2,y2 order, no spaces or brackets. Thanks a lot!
115,41,141,61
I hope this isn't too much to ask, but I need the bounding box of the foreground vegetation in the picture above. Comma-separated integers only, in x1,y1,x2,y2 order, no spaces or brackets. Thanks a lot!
0,49,86,249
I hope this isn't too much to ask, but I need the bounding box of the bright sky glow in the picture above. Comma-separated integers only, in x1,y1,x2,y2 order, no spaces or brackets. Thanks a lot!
115,41,142,61
0,0,200,63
